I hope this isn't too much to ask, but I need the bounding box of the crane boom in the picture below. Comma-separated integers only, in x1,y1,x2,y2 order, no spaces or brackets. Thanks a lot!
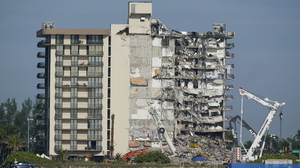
238,88,285,161
148,107,176,155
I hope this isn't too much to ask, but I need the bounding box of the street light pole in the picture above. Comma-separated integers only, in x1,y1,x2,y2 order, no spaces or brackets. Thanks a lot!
279,107,283,141
27,118,33,152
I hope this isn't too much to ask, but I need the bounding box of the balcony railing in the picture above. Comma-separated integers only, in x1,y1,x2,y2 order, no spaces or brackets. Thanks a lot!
37,40,50,47
37,52,47,58
36,104,46,109
225,85,234,90
37,73,46,78
37,83,46,89
226,43,235,49
55,145,62,150
87,135,102,140
55,135,62,139
36,125,47,129
87,72,103,77
87,114,103,119
88,104,103,108
55,103,63,108
226,74,235,80
225,105,233,111
37,62,47,68
37,94,46,99
225,95,234,101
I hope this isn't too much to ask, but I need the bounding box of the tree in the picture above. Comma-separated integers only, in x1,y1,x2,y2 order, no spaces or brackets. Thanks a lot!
6,135,25,152
15,98,33,137
56,149,69,161
3,98,18,125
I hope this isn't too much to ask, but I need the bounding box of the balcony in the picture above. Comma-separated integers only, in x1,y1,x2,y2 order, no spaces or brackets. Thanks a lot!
87,135,103,140
226,74,235,80
88,104,103,108
37,83,46,89
225,105,233,111
37,52,47,58
37,40,50,47
87,114,103,119
37,62,47,68
225,85,234,90
37,94,46,99
55,145,62,151
225,52,234,59
36,125,47,130
226,43,235,49
225,95,234,101
37,73,46,78
36,104,46,109
85,146,102,151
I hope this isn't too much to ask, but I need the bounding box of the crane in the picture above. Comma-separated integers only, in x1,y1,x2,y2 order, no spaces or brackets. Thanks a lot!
148,107,177,155
239,88,285,161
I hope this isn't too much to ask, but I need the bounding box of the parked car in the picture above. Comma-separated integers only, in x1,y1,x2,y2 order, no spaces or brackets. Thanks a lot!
11,161,35,168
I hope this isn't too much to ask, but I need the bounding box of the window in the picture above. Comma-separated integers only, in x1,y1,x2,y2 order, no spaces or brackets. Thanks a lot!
71,56,78,65
55,98,62,108
71,67,78,76
108,88,110,98
88,88,102,97
87,35,103,44
88,98,101,108
71,119,77,129
71,88,78,97
107,109,110,119
108,78,110,87
88,78,102,87
56,109,63,118
108,68,111,77
88,109,102,118
55,130,62,139
88,130,101,139
70,140,77,150
55,119,62,129
56,56,63,65
71,35,79,44
56,46,64,55
107,130,110,140
87,67,102,76
70,130,77,139
87,46,103,55
71,77,77,86
108,57,111,66
107,99,110,108
55,67,63,76
71,46,79,55
70,109,77,118
55,140,62,150
88,56,102,65
55,88,62,97
71,98,77,108
56,77,63,86
56,35,64,44
107,120,110,129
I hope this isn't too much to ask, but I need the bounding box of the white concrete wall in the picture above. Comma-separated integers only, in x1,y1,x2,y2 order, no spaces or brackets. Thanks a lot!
110,24,130,155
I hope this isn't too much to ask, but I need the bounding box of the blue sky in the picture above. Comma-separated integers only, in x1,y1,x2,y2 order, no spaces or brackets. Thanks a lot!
0,0,299,142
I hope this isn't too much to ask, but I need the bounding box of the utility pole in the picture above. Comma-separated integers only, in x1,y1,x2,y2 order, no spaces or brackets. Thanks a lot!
27,118,33,152
279,107,283,141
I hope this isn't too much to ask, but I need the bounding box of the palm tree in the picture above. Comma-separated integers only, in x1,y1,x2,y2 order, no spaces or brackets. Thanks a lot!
114,153,123,163
56,149,68,161
6,134,25,152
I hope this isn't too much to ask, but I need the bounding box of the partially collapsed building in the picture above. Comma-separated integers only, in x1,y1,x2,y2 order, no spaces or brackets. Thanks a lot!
36,1,234,159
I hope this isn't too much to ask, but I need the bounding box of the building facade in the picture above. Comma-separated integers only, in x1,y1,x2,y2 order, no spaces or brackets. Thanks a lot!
36,2,234,158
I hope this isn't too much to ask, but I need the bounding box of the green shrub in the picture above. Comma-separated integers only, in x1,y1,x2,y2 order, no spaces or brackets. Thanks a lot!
133,151,171,164
5,151,54,165
250,154,298,164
